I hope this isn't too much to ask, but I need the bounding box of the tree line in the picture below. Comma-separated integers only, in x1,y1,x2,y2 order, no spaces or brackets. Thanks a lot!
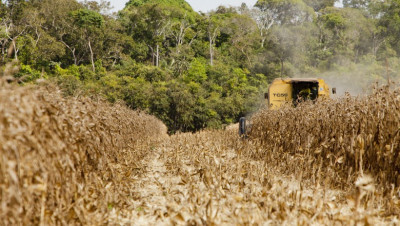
1,0,399,132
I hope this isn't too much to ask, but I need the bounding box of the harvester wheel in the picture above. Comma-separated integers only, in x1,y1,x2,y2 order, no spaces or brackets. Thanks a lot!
239,117,246,138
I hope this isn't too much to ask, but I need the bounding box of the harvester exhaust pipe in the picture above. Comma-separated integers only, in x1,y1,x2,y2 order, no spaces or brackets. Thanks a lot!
239,117,246,138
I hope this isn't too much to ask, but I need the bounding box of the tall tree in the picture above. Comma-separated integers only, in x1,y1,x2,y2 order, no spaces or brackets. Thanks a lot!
377,0,400,56
0,0,30,60
224,13,259,67
315,7,374,67
254,0,315,26
251,7,275,48
303,0,335,11
70,8,104,71
38,0,82,65
253,0,315,48
205,14,221,66
126,0,193,11
122,3,177,66
343,0,370,9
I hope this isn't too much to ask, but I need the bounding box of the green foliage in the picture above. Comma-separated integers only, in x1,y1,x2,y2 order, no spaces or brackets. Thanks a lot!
343,0,370,9
320,12,346,30
303,0,334,11
184,58,207,83
15,64,43,83
54,73,82,96
255,0,315,25
126,0,193,11
70,8,104,28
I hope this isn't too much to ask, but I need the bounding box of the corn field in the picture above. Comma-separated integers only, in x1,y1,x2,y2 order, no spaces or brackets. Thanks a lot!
250,86,400,189
1,80,400,224
0,81,167,224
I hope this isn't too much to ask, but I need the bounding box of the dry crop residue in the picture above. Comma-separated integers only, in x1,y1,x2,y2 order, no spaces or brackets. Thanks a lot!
1,80,400,225
113,130,398,225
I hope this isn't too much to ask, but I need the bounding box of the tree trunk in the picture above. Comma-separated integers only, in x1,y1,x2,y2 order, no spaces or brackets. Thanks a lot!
209,39,213,66
88,39,95,72
156,44,159,67
72,48,77,65
151,47,155,66
12,39,18,60
261,37,265,48
1,44,4,63
59,39,77,65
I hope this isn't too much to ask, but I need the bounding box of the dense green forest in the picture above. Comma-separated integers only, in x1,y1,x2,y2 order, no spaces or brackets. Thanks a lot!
1,0,400,132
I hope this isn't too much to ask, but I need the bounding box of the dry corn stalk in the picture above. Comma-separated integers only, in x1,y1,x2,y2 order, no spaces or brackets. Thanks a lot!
0,80,167,225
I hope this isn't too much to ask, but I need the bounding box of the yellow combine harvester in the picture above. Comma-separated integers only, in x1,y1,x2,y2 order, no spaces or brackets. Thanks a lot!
239,78,336,137
266,78,335,109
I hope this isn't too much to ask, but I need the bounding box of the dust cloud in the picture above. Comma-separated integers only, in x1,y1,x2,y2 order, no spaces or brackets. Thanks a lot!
296,63,393,97
317,70,387,96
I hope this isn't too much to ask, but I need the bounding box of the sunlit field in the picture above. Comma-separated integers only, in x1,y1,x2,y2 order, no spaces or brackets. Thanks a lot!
1,81,399,224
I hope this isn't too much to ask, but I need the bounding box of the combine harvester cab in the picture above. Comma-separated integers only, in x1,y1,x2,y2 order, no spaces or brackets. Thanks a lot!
239,78,336,137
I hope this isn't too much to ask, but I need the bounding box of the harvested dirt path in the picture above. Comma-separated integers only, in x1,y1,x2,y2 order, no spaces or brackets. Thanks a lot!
129,144,171,225
109,137,194,225
109,131,399,225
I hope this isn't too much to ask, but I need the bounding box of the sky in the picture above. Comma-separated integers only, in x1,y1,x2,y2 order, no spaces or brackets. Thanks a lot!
101,0,343,13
